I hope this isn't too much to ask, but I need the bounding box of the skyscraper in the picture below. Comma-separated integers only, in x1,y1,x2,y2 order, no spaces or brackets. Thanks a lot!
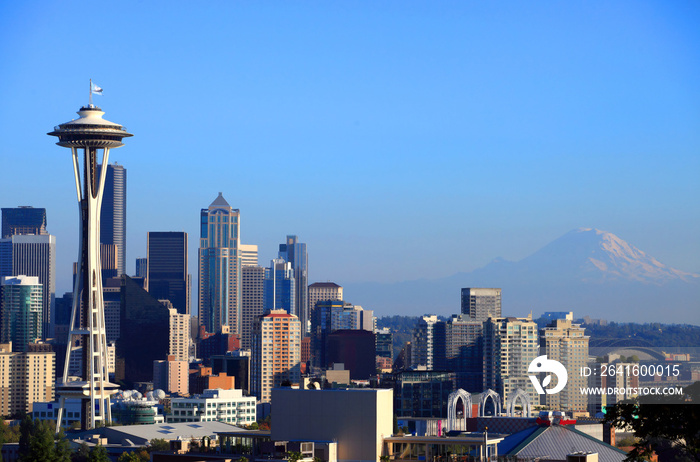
240,244,258,267
310,300,373,370
116,276,169,385
241,265,265,350
1,207,47,238
410,315,444,370
445,314,484,392
0,234,56,338
483,315,539,408
308,282,343,314
147,232,189,314
461,288,501,321
278,236,308,334
540,318,589,412
263,259,295,315
168,305,191,362
135,257,147,277
251,310,301,402
99,163,126,276
1,275,43,351
199,193,241,335
0,342,54,416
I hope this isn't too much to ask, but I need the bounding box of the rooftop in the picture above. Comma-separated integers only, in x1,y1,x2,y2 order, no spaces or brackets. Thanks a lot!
309,282,342,288
499,424,627,462
209,192,231,208
69,421,245,446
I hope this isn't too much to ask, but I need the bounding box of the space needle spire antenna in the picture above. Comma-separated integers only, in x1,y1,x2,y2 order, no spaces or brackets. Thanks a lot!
48,84,132,431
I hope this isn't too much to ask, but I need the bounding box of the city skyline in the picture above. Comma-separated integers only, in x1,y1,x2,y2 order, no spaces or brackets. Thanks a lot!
1,2,698,321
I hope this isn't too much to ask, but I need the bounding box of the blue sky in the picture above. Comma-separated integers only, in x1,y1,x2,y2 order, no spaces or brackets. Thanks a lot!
1,1,699,299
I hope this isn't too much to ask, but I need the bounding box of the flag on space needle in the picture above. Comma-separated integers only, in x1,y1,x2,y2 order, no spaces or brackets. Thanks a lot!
91,82,103,95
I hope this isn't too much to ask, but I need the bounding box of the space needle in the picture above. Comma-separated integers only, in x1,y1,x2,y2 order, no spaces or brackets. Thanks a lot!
48,82,132,430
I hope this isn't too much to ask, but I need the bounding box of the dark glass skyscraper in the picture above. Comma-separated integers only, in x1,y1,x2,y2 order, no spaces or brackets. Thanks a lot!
147,232,189,314
263,259,295,315
278,235,308,334
99,163,126,276
116,276,169,386
1,207,47,238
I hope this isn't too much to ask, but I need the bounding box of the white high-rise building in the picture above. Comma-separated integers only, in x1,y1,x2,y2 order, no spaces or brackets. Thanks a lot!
541,318,589,412
483,315,539,409
168,388,256,425
411,315,440,370
168,307,191,362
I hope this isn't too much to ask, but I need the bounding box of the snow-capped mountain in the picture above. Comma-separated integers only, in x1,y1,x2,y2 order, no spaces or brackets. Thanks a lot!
344,228,699,323
482,227,698,285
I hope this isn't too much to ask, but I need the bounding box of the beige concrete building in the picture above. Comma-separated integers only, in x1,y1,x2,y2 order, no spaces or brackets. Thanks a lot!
483,316,539,411
0,342,54,415
308,282,343,313
251,310,301,403
272,388,393,462
168,307,191,362
153,356,189,395
240,244,259,267
541,318,589,412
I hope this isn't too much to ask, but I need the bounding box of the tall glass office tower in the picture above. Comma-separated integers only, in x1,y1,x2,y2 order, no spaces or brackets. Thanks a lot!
99,163,126,276
278,235,308,334
263,258,296,314
199,193,240,335
0,234,56,338
147,232,189,314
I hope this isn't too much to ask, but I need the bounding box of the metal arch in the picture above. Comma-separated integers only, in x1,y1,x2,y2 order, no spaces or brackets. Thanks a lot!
506,388,531,417
447,388,472,432
478,389,502,417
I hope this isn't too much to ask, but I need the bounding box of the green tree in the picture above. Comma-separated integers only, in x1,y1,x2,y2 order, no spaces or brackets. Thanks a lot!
87,445,109,462
604,382,700,462
73,442,90,462
117,450,148,462
54,430,73,462
0,416,5,462
18,416,33,459
286,451,303,462
117,453,139,462
17,418,71,462
148,439,170,453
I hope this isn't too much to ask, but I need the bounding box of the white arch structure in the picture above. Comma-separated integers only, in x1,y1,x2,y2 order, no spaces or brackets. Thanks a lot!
478,389,502,417
506,388,531,417
447,389,472,432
